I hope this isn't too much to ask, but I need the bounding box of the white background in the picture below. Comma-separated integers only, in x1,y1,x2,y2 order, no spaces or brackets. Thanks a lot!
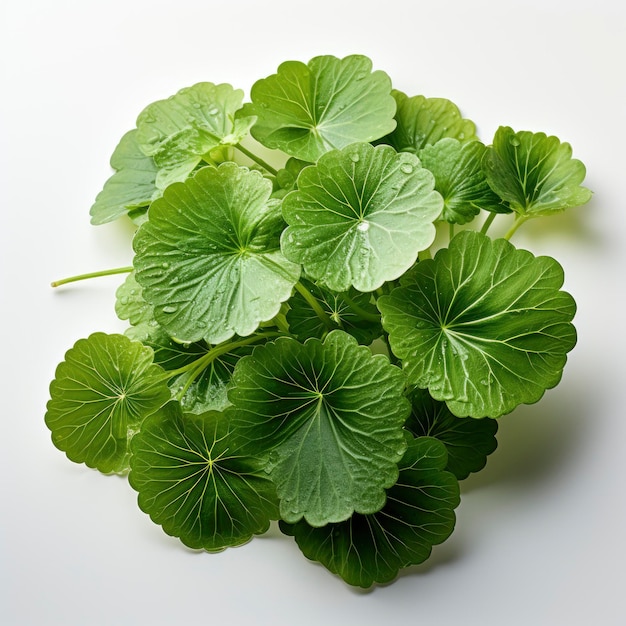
2,1,625,624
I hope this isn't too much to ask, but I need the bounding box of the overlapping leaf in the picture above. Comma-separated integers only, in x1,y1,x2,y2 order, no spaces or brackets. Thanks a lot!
227,330,410,526
133,163,300,345
379,90,478,154
129,402,279,552
378,230,577,417
135,82,256,190
482,126,592,216
45,333,170,473
240,54,397,162
405,388,498,479
419,138,509,223
281,142,442,292
280,436,460,587
89,130,159,225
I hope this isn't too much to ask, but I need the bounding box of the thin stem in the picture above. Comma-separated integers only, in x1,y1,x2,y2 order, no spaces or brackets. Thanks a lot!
234,144,278,176
341,293,380,323
503,214,529,241
51,266,133,288
294,282,337,331
480,212,497,236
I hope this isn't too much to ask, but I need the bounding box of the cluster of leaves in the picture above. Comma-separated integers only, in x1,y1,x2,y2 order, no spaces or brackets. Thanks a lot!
46,54,591,588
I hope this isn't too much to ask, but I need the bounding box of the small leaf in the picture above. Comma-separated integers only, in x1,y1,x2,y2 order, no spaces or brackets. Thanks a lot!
419,138,510,223
379,90,478,154
240,54,397,162
280,436,460,588
281,142,442,292
45,333,171,473
287,278,382,345
228,330,410,526
135,82,256,189
129,402,279,551
378,230,577,417
133,163,300,345
482,126,592,217
405,388,498,479
89,130,159,225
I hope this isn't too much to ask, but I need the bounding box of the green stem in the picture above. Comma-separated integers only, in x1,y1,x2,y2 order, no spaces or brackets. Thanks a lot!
341,293,380,323
168,331,282,400
294,281,337,331
449,222,455,242
234,144,278,176
480,212,497,236
51,266,133,288
503,214,529,241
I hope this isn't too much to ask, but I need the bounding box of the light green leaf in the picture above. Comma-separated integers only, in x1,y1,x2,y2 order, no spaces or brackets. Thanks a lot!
228,330,410,526
482,126,592,217
405,388,498,479
378,230,577,417
240,54,396,162
133,163,300,345
129,402,279,551
281,142,442,292
45,333,171,473
280,435,460,587
419,138,510,223
89,130,159,225
135,82,256,190
379,90,478,154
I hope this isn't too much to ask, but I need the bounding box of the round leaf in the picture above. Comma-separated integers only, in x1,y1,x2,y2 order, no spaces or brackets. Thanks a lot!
482,126,592,216
405,388,498,480
378,230,577,417
419,138,510,223
379,90,478,154
228,330,410,526
240,54,397,162
280,436,460,588
45,333,171,473
135,82,256,189
133,163,300,345
281,142,442,292
129,402,279,551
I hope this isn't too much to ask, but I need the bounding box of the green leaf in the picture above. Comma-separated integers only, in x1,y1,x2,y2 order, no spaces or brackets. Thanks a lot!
280,435,460,587
129,402,279,551
45,333,171,473
135,82,256,190
89,130,159,225
240,54,396,162
133,163,300,345
405,388,498,479
379,90,478,154
378,230,577,417
281,142,442,292
228,330,410,526
482,126,592,217
287,278,382,345
115,271,154,328
419,138,510,223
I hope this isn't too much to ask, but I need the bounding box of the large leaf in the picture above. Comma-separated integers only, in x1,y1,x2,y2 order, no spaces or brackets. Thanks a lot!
405,388,498,479
135,82,256,190
227,330,410,526
45,333,171,473
280,436,460,587
133,163,300,345
129,402,279,551
379,90,478,154
89,130,159,225
281,142,442,292
419,138,509,224
482,126,592,217
240,54,397,162
378,230,577,417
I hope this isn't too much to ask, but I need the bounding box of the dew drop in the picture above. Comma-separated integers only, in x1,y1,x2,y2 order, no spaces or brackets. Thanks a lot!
350,152,360,163
192,102,201,109
208,107,219,116
357,221,370,232
355,72,367,81
161,262,170,269
162,305,178,314
400,163,414,174
119,296,129,305
509,136,521,147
